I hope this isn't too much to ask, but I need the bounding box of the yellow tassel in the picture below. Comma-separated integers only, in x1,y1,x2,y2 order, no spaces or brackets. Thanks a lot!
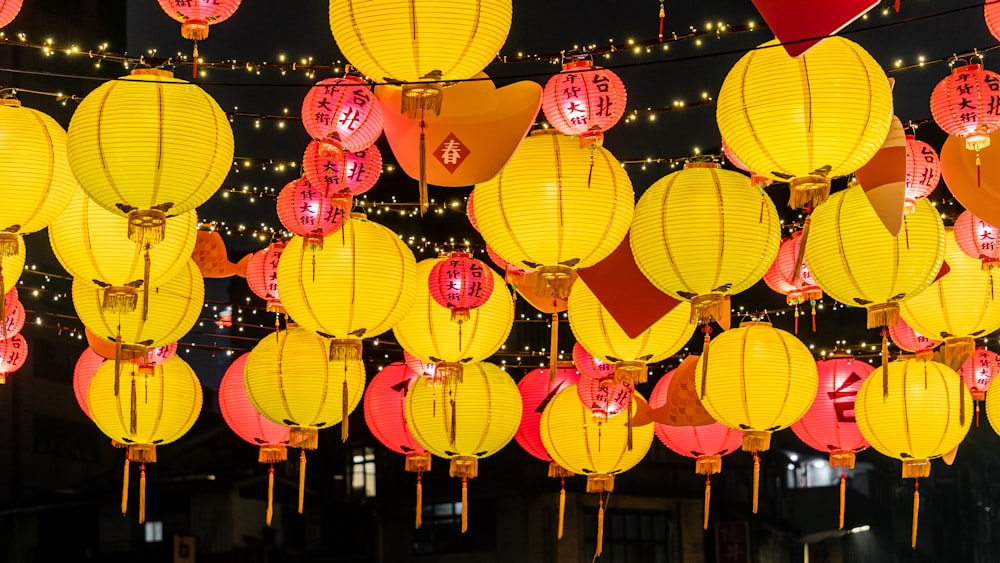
130,376,138,435
839,473,846,530
558,479,566,540
341,378,349,443
418,121,428,216
752,454,760,514
121,457,129,515
0,268,6,341
912,481,920,549
882,330,890,398
415,473,423,529
461,477,469,534
627,397,633,451
114,331,122,397
138,464,146,524
266,466,274,526
298,450,306,514
549,313,559,383
142,245,150,321
699,328,711,399
703,477,711,530
596,497,605,558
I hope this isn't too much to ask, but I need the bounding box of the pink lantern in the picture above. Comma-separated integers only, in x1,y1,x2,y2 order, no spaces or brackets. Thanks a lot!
157,0,242,40
0,0,21,28
577,366,634,421
904,134,940,213
73,348,106,419
428,252,494,323
144,342,178,367
515,364,581,464
722,137,772,188
954,209,1000,266
572,342,616,380
404,350,440,387
930,64,1000,152
888,316,942,353
0,332,26,383
987,3,1000,46
302,141,382,197
276,177,351,249
301,76,384,153
3,287,24,337
763,231,821,332
958,346,999,402
541,59,626,146
246,241,285,313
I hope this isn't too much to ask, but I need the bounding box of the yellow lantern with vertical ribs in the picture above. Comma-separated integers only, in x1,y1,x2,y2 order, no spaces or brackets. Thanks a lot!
474,131,634,298
716,37,893,209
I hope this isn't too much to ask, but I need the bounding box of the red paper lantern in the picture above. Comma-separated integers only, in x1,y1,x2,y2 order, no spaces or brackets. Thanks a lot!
904,134,941,213
302,140,382,197
144,343,178,367
73,348,105,419
157,0,241,40
3,287,24,338
0,332,26,383
514,364,581,463
763,231,821,332
572,342,615,380
577,367,634,421
958,346,999,401
275,177,351,249
428,251,495,322
404,350,439,387
301,76,384,153
0,0,22,28
987,2,1000,43
246,240,285,313
954,209,1000,266
930,64,1000,152
541,59,626,145
888,316,942,353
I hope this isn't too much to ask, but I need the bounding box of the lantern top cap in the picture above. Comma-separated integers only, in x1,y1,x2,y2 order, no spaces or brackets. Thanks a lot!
446,251,473,259
349,212,366,221
739,320,773,328
0,98,19,107
683,162,721,170
130,68,174,79
952,63,984,73
561,59,595,72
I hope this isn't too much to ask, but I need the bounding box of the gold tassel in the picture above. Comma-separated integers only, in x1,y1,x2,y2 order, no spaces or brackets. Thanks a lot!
882,329,890,398
142,245,150,321
752,454,760,514
627,397,633,451
415,473,423,529
121,457,129,515
0,268,6,341
341,378,349,443
192,42,198,78
839,473,846,530
114,332,122,397
912,480,920,549
266,465,274,526
130,375,138,435
298,450,306,514
138,464,146,524
595,495,605,558
703,476,711,530
699,326,711,399
450,396,457,447
461,477,469,534
558,478,566,540
549,313,559,383
418,120,429,215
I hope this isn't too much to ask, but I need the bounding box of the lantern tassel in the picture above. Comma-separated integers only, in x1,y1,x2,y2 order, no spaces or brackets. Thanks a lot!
418,120,429,215
657,1,665,42
595,495,605,559
812,300,817,332
912,480,920,549
882,329,889,398
450,396,457,447
130,376,138,435
839,472,847,530
627,396,634,451
121,457,129,516
793,305,799,335
138,464,146,524
558,477,566,540
793,219,811,278
415,473,423,529
752,453,760,514
341,378,349,443
0,268,6,341
703,476,711,530
141,245,150,321
192,42,198,78
114,330,122,397
266,465,274,526
977,401,981,427
960,376,967,427
461,477,469,534
298,450,306,514
699,325,711,399
549,313,559,383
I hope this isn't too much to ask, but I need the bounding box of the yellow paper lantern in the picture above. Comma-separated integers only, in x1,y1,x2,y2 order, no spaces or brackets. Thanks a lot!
277,214,418,360
695,321,817,513
540,384,653,558
568,277,694,384
329,0,511,113
393,257,514,383
630,162,780,323
855,357,970,547
804,184,945,329
0,99,77,255
900,228,1000,361
0,234,25,322
49,187,198,312
406,361,521,532
474,131,634,297
66,68,233,245
73,258,204,352
716,37,893,209
87,354,202,523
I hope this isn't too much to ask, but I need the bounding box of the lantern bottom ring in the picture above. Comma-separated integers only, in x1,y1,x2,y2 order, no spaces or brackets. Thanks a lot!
0,232,18,257
789,175,831,210
406,452,432,473
741,430,771,453
586,473,615,493
902,458,931,479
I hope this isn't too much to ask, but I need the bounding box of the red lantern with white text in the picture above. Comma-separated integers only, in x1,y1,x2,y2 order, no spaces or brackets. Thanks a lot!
541,59,626,146
301,76,383,154
428,252,494,323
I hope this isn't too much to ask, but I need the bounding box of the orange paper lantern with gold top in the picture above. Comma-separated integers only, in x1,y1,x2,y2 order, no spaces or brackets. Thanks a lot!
66,68,232,246
856,357,971,548
88,355,202,523
474,131,634,298
540,384,653,559
631,162,779,325
568,278,693,384
900,228,1000,363
406,362,521,533
716,37,893,209
695,321,817,513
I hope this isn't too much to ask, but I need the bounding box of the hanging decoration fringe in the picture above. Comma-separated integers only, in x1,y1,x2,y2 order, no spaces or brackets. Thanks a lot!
121,457,130,516
139,464,146,524
103,285,139,314
130,376,138,435
595,494,605,560
142,245,151,321
341,378,349,443
658,0,665,41
418,119,429,215
266,465,274,526
912,479,920,549
461,476,469,533
752,453,760,514
699,324,712,399
788,175,831,210
839,473,846,530
549,313,559,383
867,302,899,329
289,426,319,450
882,328,890,398
415,473,423,529
0,268,6,341
298,450,307,514
558,477,566,540
704,476,712,530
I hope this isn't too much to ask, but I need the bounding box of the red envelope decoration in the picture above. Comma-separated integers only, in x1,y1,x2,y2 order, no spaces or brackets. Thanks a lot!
855,116,907,236
375,73,541,187
750,0,878,57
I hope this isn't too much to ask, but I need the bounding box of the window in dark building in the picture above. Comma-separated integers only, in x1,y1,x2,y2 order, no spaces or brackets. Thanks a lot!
413,500,497,555
583,509,670,563
348,446,376,498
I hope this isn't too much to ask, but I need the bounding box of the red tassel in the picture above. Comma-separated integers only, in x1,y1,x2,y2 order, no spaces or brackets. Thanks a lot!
894,0,900,12
793,306,799,334
657,2,665,42
811,301,817,332
192,42,199,78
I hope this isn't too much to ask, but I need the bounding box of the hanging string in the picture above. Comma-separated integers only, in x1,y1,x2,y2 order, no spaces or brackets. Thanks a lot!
811,300,818,332
549,313,559,383
114,328,122,397
881,328,890,398
141,244,151,321
341,373,350,443
793,305,799,334
0,265,6,341
266,465,274,526
418,112,429,215
298,450,306,514
699,324,712,399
